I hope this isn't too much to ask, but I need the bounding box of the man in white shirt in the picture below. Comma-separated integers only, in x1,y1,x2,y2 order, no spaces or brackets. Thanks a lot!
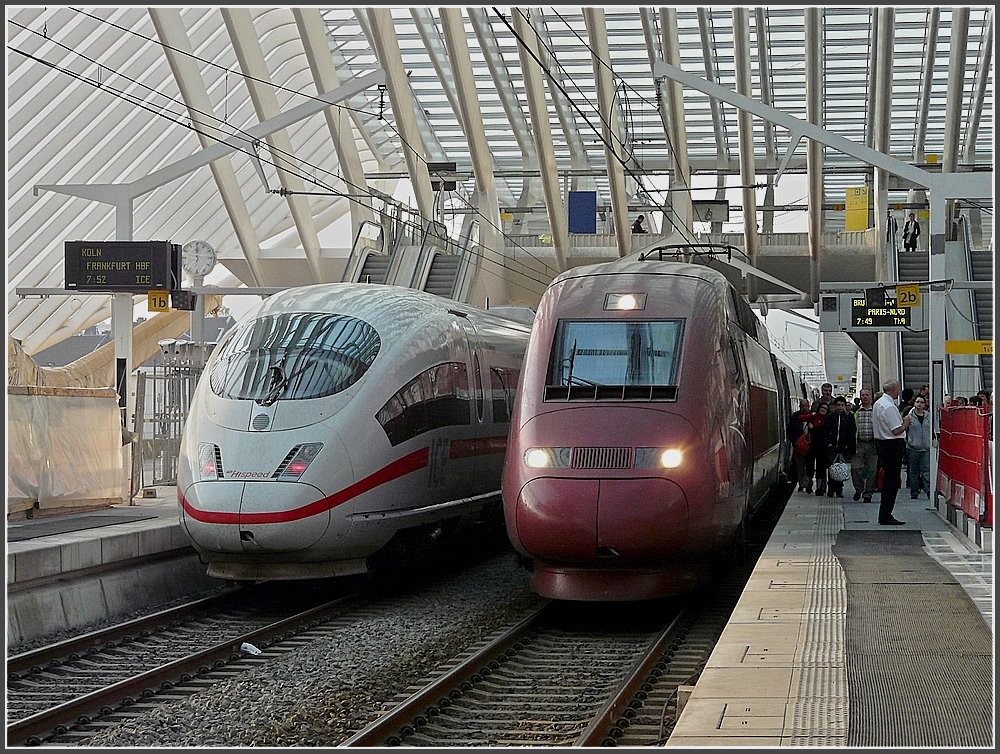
872,378,912,525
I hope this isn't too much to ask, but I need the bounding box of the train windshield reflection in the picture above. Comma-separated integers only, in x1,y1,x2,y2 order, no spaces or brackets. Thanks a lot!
209,312,380,402
547,319,683,387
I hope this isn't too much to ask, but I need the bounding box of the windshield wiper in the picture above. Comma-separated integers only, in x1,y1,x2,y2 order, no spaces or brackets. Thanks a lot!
259,356,288,406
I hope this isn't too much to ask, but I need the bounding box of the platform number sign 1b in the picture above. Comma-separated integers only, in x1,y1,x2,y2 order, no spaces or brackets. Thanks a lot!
148,290,169,312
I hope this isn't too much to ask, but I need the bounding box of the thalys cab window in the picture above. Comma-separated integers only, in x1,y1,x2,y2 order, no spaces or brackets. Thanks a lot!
545,320,683,401
376,362,471,446
209,313,380,402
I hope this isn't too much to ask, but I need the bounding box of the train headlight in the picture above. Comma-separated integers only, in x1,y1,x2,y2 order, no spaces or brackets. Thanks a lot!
524,447,571,469
198,443,219,481
278,442,324,480
604,292,647,311
660,448,684,468
635,447,684,469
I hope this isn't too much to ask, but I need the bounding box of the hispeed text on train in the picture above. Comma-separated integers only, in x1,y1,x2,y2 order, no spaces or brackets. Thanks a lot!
177,283,530,580
502,257,806,601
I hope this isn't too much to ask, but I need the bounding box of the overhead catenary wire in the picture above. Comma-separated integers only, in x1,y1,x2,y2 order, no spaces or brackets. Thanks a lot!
52,8,563,279
7,23,557,298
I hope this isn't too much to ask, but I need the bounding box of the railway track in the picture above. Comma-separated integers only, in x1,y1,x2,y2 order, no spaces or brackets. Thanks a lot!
341,514,769,747
340,579,745,748
6,582,362,746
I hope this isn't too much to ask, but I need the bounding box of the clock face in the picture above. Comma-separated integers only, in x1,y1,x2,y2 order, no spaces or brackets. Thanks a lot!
182,240,216,276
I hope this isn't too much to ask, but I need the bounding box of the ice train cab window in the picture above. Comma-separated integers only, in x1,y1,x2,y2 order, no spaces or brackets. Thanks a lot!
545,320,683,401
209,313,380,402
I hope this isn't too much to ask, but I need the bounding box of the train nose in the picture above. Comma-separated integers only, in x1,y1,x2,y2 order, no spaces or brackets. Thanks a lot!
513,476,690,562
180,481,333,554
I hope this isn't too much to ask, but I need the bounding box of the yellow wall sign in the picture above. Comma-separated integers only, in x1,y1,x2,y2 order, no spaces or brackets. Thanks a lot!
944,340,993,355
845,186,869,231
148,289,170,312
895,283,921,308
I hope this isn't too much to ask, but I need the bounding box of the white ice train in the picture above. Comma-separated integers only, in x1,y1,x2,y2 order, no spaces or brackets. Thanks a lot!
177,283,531,580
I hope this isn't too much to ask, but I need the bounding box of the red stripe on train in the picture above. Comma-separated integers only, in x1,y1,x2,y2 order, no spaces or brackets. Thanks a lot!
180,435,507,525
180,447,430,524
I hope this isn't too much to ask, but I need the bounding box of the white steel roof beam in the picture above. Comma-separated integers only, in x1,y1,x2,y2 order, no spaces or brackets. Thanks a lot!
695,8,729,231
410,9,464,128
962,10,992,165
362,7,435,219
911,8,941,163
294,7,374,235
697,9,731,166
583,8,630,257
149,8,266,288
942,7,970,235
659,7,692,234
805,8,825,305
221,8,326,282
511,7,568,271
533,9,594,193
942,8,970,175
732,8,759,295
468,7,538,208
872,6,894,241
755,8,778,233
440,7,509,306
355,9,448,166
864,10,879,151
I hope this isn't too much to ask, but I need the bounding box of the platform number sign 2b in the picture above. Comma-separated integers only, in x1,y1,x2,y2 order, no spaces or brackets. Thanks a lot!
895,283,921,308
148,289,170,312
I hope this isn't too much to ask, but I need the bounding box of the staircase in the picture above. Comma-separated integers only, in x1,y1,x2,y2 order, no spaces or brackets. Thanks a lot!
897,251,929,389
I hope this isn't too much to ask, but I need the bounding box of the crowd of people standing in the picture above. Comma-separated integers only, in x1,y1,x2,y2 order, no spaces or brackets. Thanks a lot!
787,380,992,526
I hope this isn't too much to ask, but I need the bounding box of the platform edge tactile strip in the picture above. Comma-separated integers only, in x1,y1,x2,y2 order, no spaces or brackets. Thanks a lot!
668,493,849,746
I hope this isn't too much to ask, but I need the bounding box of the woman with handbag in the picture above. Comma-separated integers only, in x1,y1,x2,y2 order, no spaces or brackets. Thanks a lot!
809,403,832,495
788,399,815,493
822,396,858,498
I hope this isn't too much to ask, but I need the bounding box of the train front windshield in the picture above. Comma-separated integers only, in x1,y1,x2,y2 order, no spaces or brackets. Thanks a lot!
547,320,683,387
209,312,380,403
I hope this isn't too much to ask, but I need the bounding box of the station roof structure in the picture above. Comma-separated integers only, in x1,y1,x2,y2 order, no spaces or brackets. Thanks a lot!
6,6,995,355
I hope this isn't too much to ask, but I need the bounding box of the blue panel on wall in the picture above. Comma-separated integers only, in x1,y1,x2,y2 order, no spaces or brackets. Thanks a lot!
567,191,597,234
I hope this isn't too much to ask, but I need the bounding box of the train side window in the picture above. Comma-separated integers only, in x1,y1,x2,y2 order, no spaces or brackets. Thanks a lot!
375,362,471,446
490,366,517,423
472,352,484,423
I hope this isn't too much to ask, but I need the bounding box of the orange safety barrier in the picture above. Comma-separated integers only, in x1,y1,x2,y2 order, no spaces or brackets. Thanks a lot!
936,406,993,528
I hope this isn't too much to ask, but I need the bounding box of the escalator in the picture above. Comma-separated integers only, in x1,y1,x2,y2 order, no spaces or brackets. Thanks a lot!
356,253,391,284
423,253,462,298
966,224,993,392
897,249,929,389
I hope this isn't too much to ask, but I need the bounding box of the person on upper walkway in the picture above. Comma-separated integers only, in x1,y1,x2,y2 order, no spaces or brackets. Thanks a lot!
902,212,921,252
631,215,647,234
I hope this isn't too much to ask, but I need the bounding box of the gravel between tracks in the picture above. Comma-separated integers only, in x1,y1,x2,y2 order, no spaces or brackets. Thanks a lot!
82,550,539,747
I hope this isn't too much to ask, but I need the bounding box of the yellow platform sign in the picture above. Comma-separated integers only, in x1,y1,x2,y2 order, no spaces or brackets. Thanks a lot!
148,289,170,312
945,340,993,355
845,186,869,231
895,283,921,308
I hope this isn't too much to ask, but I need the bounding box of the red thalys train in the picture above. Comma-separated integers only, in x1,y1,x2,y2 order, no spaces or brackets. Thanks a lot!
501,258,805,601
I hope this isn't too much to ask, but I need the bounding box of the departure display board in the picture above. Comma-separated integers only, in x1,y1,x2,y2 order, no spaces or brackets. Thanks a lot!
850,291,911,328
65,240,178,292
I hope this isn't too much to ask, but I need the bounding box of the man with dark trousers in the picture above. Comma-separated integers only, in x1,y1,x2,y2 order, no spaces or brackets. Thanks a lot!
872,378,912,525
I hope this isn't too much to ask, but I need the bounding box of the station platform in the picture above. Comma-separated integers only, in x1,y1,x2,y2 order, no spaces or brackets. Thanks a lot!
6,488,220,648
667,489,994,747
